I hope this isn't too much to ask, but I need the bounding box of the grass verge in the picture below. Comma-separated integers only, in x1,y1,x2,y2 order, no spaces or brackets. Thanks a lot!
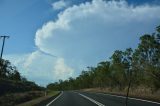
17,91,60,106
0,91,44,106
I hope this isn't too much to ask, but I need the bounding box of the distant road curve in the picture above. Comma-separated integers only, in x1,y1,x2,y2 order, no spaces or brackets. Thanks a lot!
45,91,160,106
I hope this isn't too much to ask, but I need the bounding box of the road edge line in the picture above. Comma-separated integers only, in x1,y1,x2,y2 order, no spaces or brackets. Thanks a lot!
79,93,105,106
46,91,63,106
95,92,160,105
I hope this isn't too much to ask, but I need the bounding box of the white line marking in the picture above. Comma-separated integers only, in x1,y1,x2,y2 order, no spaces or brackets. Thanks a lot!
95,92,160,105
46,91,63,106
96,93,125,98
79,93,105,106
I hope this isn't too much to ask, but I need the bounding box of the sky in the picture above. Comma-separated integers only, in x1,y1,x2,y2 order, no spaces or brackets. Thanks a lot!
0,0,160,86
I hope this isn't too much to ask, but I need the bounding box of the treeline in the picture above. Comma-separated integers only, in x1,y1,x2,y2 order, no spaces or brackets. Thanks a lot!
0,58,44,95
47,25,160,92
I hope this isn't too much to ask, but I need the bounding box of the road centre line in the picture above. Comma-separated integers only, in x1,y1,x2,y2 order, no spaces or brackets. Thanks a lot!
46,91,63,106
79,93,105,106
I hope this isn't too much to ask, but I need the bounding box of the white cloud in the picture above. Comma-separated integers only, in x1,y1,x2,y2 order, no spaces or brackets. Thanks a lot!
5,51,74,85
52,0,69,10
54,58,74,80
24,51,39,68
20,51,73,85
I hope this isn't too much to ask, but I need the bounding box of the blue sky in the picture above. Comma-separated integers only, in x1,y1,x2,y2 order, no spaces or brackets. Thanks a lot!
1,0,160,86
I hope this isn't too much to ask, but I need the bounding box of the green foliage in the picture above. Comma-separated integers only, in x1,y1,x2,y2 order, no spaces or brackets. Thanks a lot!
157,25,160,32
0,59,21,81
47,25,160,92
0,58,44,96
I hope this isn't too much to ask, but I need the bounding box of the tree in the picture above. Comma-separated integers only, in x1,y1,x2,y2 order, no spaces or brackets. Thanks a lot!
92,61,110,87
110,50,126,89
0,59,11,78
132,27,160,89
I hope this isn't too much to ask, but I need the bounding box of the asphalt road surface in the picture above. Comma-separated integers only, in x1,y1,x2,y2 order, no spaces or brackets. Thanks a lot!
46,91,160,106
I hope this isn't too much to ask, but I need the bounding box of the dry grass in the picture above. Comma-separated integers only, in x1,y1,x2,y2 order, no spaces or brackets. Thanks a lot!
0,91,44,106
16,91,59,106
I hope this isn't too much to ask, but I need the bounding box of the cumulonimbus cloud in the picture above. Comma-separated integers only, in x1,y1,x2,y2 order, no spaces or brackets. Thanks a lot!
6,0,160,85
35,0,160,65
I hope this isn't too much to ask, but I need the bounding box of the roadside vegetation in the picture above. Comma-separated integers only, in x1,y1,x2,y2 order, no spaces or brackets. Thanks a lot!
0,91,44,106
0,58,45,106
47,25,160,101
17,91,60,106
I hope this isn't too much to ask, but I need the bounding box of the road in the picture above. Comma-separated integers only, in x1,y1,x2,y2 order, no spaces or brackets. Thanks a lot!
46,91,160,106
